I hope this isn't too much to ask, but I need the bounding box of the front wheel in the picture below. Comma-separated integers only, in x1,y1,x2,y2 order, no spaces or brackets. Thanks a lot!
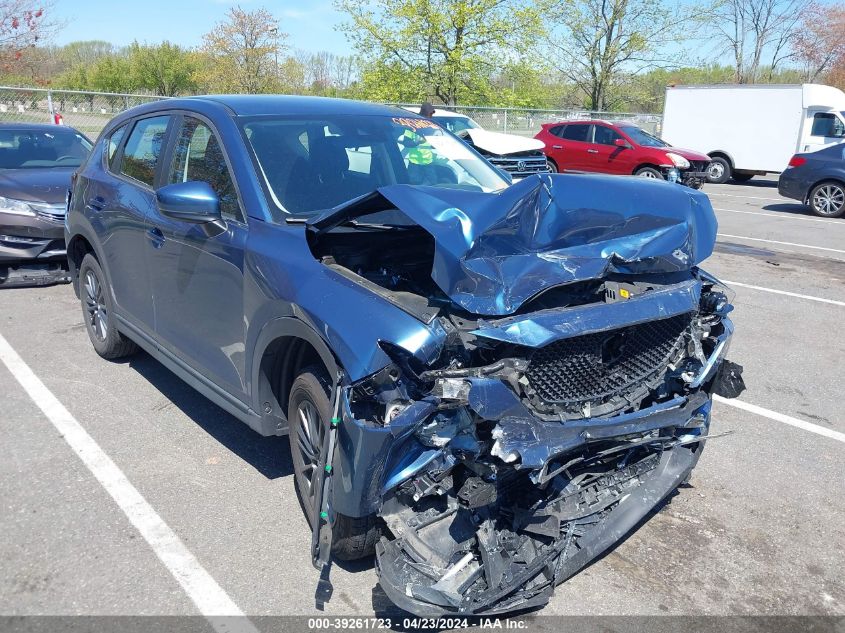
635,166,664,179
287,366,380,560
809,181,845,218
78,254,138,360
706,157,731,184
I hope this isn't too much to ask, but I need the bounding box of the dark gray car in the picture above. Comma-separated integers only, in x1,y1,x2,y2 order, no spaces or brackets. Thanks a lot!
0,123,92,286
778,142,845,218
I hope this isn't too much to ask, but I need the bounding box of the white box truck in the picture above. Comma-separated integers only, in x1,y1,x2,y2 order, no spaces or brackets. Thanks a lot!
661,84,845,183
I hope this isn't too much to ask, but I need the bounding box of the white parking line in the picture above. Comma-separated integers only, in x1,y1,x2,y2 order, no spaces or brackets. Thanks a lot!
715,396,845,444
714,207,844,226
717,233,845,255
0,332,258,633
721,280,845,307
708,192,784,202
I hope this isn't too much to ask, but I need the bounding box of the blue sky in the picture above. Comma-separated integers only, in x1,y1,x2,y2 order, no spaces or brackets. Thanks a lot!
50,0,352,55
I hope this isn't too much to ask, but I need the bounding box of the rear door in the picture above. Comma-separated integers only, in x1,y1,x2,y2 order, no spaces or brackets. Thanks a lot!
146,114,249,401
589,124,634,174
555,123,593,172
97,115,172,336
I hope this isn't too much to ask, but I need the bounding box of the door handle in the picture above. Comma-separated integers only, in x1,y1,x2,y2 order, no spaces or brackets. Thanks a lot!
85,196,106,212
552,145,563,149
587,149,599,154
146,227,165,249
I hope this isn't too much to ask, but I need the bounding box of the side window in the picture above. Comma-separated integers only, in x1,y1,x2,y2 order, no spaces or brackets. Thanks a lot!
168,117,242,221
594,125,623,146
811,113,845,138
549,125,563,137
121,116,170,186
106,124,127,171
561,124,590,142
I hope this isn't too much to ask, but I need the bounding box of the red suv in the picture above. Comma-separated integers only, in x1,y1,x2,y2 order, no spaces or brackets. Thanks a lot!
536,120,711,189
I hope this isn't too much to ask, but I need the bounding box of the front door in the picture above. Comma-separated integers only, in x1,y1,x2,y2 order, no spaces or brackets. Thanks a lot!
147,115,249,401
802,111,845,153
589,124,634,174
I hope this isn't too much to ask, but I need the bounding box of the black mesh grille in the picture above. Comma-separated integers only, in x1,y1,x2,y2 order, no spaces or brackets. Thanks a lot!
525,313,691,408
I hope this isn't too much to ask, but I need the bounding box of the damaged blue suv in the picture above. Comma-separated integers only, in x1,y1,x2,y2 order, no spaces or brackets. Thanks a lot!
66,96,744,616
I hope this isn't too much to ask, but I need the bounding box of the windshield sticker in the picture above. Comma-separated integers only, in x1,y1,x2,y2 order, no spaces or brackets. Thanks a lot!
392,117,440,130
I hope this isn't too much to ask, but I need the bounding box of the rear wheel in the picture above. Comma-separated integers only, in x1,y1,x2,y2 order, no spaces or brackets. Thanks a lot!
635,166,663,179
78,254,138,360
706,157,731,184
287,366,379,560
546,158,558,173
809,181,845,218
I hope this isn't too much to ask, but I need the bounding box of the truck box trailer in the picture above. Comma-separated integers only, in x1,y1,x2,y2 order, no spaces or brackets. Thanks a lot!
661,84,845,183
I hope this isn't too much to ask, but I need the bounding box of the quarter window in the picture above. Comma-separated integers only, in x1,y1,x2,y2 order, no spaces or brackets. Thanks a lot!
121,116,170,186
168,117,242,221
106,124,127,170
560,124,590,142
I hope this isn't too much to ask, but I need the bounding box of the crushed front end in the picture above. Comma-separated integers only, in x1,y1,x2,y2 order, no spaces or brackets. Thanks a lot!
307,174,744,616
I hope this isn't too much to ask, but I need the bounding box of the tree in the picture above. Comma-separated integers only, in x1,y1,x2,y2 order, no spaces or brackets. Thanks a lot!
545,0,691,111
706,0,807,83
199,6,287,93
336,0,544,105
129,41,197,96
0,0,50,69
793,1,845,84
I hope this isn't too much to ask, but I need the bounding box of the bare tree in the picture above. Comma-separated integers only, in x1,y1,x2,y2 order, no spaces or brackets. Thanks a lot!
546,0,690,111
707,0,808,83
200,6,287,93
792,1,845,82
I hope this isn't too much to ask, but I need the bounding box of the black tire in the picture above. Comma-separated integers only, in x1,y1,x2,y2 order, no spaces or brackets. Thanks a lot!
732,172,754,183
706,157,731,184
77,254,138,360
809,181,845,218
287,366,380,560
634,166,664,180
546,158,558,173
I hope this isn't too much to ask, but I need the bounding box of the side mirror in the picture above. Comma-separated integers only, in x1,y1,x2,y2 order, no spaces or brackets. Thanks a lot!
614,138,631,148
156,181,222,224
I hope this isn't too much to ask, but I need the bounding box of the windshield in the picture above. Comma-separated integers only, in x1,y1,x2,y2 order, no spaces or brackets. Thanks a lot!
620,126,668,148
243,114,507,217
432,115,481,135
0,128,92,169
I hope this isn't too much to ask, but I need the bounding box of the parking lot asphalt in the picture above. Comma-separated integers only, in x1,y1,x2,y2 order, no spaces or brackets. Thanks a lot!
1,176,843,622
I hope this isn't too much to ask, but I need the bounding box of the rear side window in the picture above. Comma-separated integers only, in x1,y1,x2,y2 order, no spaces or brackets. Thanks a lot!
594,125,623,146
548,125,563,137
168,117,242,221
561,124,590,142
120,116,170,186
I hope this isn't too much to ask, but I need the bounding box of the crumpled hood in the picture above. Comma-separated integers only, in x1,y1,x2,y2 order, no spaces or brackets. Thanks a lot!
0,167,74,204
462,128,545,155
308,173,717,316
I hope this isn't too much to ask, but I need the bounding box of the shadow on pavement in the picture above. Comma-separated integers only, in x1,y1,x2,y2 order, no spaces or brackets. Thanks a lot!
126,351,294,481
762,202,819,217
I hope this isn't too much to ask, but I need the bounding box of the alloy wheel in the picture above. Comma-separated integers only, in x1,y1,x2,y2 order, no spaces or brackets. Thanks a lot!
295,398,325,502
639,170,660,179
84,270,108,341
812,184,845,216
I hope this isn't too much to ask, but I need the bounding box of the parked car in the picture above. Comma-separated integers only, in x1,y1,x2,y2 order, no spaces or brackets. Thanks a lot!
407,107,549,180
778,143,845,217
0,123,92,286
535,119,711,188
663,84,845,183
66,96,743,617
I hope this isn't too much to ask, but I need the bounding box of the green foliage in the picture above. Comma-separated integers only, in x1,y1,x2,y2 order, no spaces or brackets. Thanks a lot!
336,0,545,105
128,42,197,96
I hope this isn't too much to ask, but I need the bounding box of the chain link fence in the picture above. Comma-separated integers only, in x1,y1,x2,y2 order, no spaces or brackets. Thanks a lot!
393,104,663,137
0,87,663,140
0,86,165,139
